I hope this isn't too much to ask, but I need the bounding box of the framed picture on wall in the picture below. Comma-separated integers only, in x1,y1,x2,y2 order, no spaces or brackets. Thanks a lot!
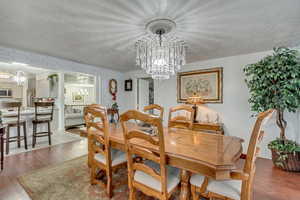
177,67,223,103
72,93,84,103
125,79,133,91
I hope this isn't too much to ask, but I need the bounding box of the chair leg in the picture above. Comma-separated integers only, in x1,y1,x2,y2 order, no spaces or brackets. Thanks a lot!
107,170,113,198
32,123,36,148
5,127,10,155
23,122,28,150
90,163,96,185
48,122,51,146
191,185,200,200
129,188,136,200
17,125,21,148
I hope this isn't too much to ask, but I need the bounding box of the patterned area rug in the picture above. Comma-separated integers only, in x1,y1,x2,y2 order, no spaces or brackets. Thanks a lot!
18,156,182,200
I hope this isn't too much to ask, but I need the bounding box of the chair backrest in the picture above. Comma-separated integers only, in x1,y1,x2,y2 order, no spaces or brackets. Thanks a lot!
120,110,168,196
0,101,22,123
143,104,164,120
85,105,112,166
34,102,54,121
241,109,275,199
84,104,102,128
168,104,195,129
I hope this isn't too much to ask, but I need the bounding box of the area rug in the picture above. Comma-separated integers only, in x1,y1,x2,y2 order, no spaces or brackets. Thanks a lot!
18,156,181,200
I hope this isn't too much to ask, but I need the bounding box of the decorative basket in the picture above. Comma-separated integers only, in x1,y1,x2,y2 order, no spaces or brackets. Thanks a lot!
271,149,300,172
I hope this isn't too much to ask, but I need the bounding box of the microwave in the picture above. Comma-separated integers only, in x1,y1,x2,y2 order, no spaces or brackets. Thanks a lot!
0,88,12,97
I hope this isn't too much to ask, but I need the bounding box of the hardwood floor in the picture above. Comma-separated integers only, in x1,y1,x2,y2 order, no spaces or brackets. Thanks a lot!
0,140,88,200
0,139,299,200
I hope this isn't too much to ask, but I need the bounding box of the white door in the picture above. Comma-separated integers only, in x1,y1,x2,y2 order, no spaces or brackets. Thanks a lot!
137,78,150,111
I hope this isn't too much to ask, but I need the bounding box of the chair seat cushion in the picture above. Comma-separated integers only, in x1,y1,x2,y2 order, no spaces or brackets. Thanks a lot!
134,160,181,193
190,174,206,187
190,174,241,200
94,148,127,166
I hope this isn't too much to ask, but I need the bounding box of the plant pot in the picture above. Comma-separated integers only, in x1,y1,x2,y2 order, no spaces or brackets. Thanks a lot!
271,149,300,172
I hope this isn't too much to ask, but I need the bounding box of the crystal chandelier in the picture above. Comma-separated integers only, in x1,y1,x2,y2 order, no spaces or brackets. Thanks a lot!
136,19,186,80
13,71,26,85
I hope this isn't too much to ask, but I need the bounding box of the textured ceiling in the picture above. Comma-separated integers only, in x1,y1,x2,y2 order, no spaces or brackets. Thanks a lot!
0,0,299,71
0,62,51,76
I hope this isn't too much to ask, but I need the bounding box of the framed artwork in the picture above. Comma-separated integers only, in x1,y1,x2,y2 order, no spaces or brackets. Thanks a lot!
125,79,133,91
177,67,223,103
72,93,84,103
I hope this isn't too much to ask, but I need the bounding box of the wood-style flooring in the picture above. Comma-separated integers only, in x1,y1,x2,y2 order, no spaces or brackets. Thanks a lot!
0,139,299,200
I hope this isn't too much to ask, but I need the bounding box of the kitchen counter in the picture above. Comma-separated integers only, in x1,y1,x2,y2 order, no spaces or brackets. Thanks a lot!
2,107,58,117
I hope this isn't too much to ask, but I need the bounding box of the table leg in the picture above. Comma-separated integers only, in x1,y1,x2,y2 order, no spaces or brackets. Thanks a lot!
180,170,191,200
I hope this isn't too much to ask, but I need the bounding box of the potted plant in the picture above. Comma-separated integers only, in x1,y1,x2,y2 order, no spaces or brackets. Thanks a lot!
244,47,300,171
111,102,119,110
47,74,58,89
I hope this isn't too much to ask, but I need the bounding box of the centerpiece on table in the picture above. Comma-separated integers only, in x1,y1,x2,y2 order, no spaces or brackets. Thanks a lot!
244,47,300,171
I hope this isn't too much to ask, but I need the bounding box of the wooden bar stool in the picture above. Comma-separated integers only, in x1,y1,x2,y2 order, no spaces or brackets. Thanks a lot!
1,102,27,154
32,102,54,148
0,124,6,170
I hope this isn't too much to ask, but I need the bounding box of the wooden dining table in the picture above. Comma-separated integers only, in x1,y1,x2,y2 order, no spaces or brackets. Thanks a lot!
102,123,243,200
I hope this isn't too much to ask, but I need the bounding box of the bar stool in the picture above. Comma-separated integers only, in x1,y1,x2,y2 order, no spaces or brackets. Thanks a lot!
1,102,27,154
32,102,54,148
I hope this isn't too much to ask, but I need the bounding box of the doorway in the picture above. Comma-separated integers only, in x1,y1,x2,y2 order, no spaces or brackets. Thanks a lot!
64,72,96,132
137,78,154,112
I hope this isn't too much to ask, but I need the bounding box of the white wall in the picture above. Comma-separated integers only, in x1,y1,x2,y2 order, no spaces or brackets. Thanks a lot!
123,50,300,159
0,46,126,112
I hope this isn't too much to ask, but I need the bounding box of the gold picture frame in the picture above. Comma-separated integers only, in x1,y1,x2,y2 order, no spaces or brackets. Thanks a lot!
177,67,223,103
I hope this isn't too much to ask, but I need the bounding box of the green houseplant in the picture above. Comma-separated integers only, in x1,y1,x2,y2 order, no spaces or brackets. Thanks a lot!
244,47,300,171
47,74,58,88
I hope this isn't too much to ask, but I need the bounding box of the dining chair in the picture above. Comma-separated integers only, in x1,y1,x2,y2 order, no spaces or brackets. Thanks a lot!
120,110,181,200
32,102,54,148
190,109,275,200
86,105,127,198
143,104,164,120
1,101,27,154
168,104,195,129
83,104,103,167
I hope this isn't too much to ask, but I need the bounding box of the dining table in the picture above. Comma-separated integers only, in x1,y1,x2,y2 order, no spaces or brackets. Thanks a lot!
102,123,244,200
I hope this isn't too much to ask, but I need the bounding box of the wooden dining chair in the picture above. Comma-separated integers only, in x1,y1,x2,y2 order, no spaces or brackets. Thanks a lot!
190,109,275,200
1,101,27,154
120,110,181,200
168,104,195,129
32,102,54,148
84,104,104,167
143,104,164,120
86,106,127,198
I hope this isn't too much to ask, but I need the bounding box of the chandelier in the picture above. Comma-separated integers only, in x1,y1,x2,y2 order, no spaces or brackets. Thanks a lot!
136,19,186,80
13,71,26,85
